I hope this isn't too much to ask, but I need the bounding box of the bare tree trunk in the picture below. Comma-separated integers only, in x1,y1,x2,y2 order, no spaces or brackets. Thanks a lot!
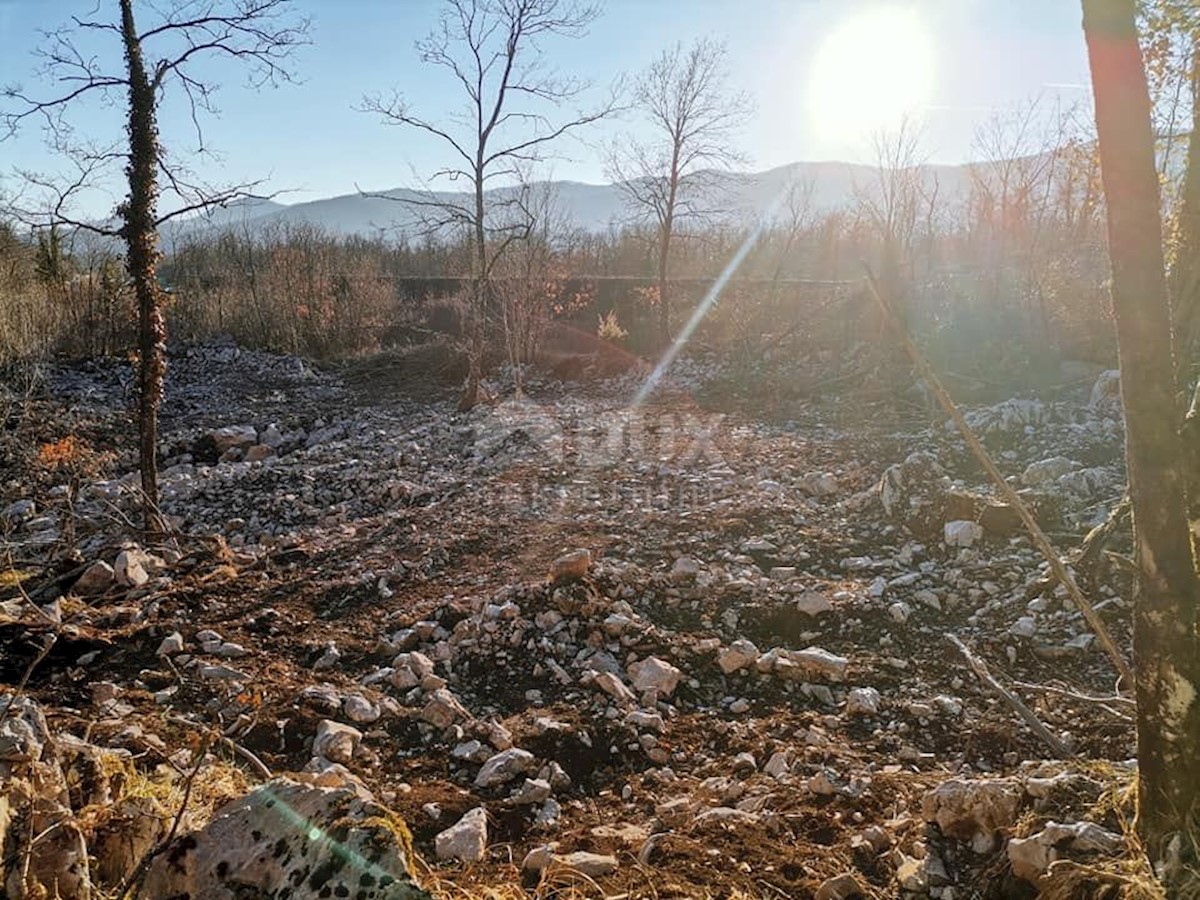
461,160,487,411
119,0,167,536
656,217,672,346
1084,0,1200,884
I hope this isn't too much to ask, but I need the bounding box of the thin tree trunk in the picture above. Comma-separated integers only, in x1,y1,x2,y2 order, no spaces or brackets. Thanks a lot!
460,159,486,411
656,219,672,346
1084,0,1200,884
120,0,167,537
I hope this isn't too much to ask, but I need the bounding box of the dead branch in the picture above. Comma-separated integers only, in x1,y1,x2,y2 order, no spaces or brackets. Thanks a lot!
166,714,272,781
863,266,1134,687
946,633,1072,758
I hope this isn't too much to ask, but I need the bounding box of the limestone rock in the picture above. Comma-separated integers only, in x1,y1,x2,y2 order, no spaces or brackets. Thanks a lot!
435,807,488,862
1007,820,1124,883
474,748,535,788
944,520,983,548
314,719,362,765
141,775,429,898
717,639,759,674
74,561,115,596
923,778,1023,853
629,656,682,697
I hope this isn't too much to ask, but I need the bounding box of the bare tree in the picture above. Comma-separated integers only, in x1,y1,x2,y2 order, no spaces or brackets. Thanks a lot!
1083,0,1200,889
361,0,615,409
607,37,751,346
494,179,563,398
855,116,926,328
2,0,308,535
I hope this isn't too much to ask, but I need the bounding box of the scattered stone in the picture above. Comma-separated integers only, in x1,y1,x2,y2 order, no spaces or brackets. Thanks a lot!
629,656,682,697
156,631,184,656
717,639,759,674
74,560,115,595
551,549,591,583
944,520,983,548
816,872,866,900
313,719,362,765
923,778,1024,853
475,748,535,788
436,807,488,862
845,687,881,717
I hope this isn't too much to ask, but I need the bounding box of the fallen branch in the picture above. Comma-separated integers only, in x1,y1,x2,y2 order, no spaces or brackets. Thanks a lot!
166,714,272,781
1011,680,1135,722
863,267,1134,687
946,633,1072,758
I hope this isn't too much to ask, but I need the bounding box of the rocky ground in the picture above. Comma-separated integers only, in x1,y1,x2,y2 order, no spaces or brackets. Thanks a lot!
0,339,1148,899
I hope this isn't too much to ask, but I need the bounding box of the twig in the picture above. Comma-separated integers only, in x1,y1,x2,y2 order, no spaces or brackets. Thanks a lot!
166,714,272,781
863,267,1134,687
1011,680,1135,722
946,633,1072,758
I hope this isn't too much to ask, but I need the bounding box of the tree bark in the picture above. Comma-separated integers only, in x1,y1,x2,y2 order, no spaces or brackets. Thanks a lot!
1083,0,1200,882
119,0,167,536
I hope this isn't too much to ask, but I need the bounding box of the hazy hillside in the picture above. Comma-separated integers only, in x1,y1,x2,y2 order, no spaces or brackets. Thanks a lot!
162,160,974,248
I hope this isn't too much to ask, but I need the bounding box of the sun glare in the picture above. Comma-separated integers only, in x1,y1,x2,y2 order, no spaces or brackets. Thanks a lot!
808,7,934,146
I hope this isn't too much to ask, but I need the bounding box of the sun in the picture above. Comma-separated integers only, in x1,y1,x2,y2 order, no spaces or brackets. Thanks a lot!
808,7,935,146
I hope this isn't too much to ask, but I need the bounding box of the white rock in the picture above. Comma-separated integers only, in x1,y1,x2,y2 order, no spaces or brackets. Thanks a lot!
629,656,682,697
115,548,154,587
342,695,380,724
313,719,361,765
1010,616,1037,638
795,592,833,617
717,639,759,674
436,807,488,862
944,520,983,548
156,632,184,656
845,687,881,717
474,748,535,788
75,561,115,595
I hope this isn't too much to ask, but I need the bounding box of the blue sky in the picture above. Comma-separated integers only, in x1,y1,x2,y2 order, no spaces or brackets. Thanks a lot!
0,0,1092,217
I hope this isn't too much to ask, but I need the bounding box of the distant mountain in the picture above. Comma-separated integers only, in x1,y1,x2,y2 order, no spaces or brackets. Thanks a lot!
159,161,976,249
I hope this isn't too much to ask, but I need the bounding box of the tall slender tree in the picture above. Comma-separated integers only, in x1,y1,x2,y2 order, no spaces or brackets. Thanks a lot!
1083,0,1200,887
2,0,308,535
361,0,616,409
607,37,751,347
